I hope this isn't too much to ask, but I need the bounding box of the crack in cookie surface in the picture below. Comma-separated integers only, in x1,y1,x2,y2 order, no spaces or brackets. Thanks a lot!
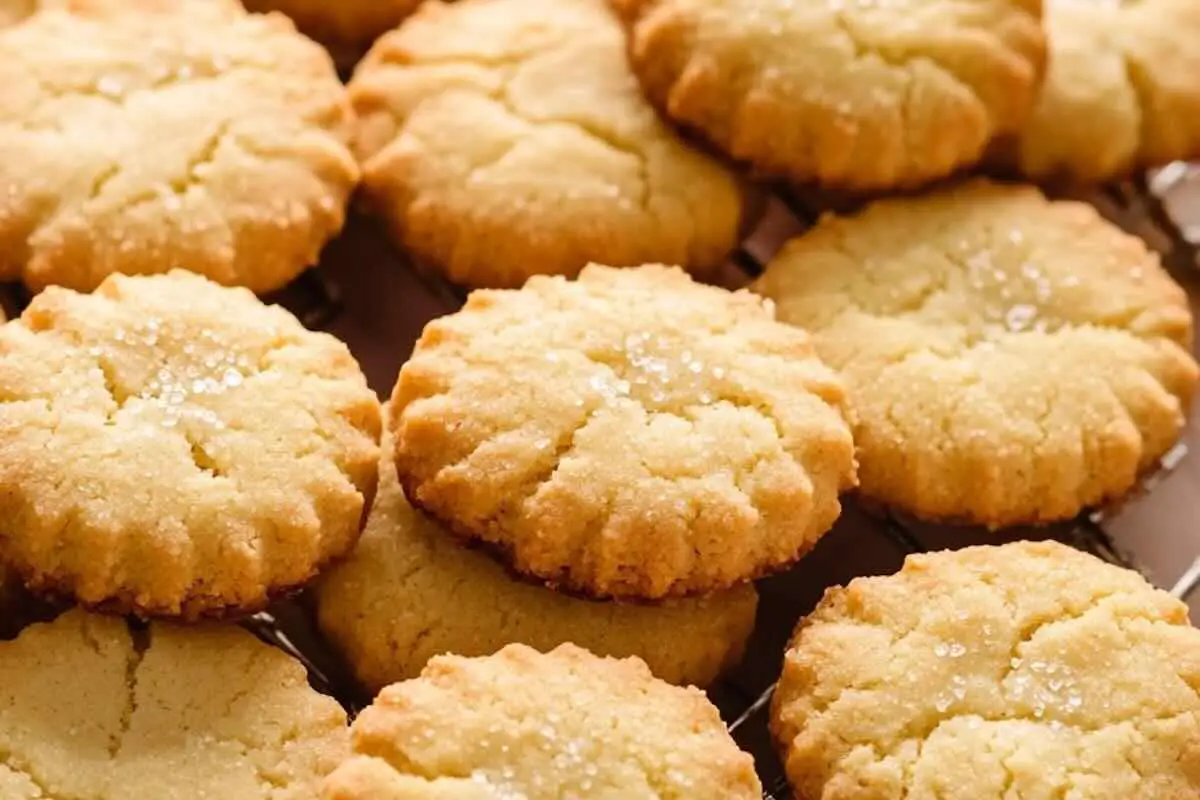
0,271,381,618
756,180,1198,528
391,264,856,600
771,542,1200,800
347,0,744,288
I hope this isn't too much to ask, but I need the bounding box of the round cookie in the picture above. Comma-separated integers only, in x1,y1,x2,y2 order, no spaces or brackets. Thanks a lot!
772,541,1200,800
0,608,348,799
1008,0,1200,183
243,0,419,53
322,643,761,799
316,412,758,692
615,0,1045,192
0,4,358,293
348,0,746,288
0,270,381,618
391,264,857,600
755,180,1198,528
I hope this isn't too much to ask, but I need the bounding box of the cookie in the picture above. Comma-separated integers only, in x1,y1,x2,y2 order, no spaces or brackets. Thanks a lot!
0,270,381,618
348,0,746,288
772,541,1200,800
755,181,1198,528
1008,0,1200,182
391,264,857,600
615,0,1044,192
0,608,348,799
0,3,358,293
243,0,419,53
322,643,761,799
316,411,758,692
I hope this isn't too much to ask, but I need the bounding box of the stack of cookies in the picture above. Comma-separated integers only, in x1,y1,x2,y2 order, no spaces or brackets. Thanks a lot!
1,0,1199,797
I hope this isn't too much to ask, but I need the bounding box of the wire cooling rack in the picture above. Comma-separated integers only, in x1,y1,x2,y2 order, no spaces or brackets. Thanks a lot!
3,169,1196,800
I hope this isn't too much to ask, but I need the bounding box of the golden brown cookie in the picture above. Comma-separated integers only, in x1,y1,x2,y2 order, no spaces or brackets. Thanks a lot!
0,270,381,618
392,264,857,600
1008,0,1200,183
616,0,1045,192
0,4,357,293
0,608,348,799
315,412,758,692
772,541,1200,800
756,181,1198,528
243,0,418,53
322,643,761,799
348,0,746,288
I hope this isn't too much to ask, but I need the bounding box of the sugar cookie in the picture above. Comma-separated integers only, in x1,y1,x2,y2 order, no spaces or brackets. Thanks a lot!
772,541,1200,800
0,271,381,618
392,264,856,599
323,644,761,799
756,181,1198,527
348,0,745,288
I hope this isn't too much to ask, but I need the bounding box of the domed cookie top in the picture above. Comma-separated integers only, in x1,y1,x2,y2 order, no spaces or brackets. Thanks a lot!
348,0,746,288
391,264,857,600
315,414,758,692
616,0,1044,191
772,541,1200,800
1009,0,1200,182
0,3,357,293
0,270,381,618
756,181,1197,528
322,644,761,799
0,609,348,799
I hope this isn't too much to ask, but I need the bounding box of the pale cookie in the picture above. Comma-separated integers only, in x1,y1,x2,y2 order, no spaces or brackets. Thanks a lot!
772,541,1200,800
0,270,381,618
316,413,758,692
0,608,348,799
243,0,419,52
0,4,358,293
616,0,1044,192
391,264,857,600
1008,0,1200,183
755,181,1198,528
322,643,761,799
348,0,746,288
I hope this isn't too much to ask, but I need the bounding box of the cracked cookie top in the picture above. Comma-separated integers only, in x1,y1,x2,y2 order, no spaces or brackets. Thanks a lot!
0,609,348,799
391,264,857,600
771,541,1200,800
347,0,746,288
0,270,381,618
755,180,1198,528
616,0,1044,192
1004,0,1200,181
0,4,358,293
322,643,761,799
316,414,758,692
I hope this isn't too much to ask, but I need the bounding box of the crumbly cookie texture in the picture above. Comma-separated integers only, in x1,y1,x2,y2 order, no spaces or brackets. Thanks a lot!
0,608,348,799
772,541,1200,800
0,270,381,618
316,414,758,692
322,643,761,799
1007,0,1200,182
0,5,358,293
616,0,1044,191
755,180,1198,528
391,264,857,600
243,0,420,51
348,0,745,288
